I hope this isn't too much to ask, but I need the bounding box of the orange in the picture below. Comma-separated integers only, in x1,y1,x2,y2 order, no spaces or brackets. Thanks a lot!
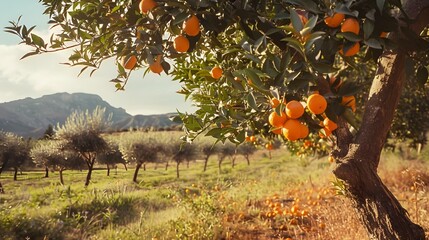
303,140,312,148
340,42,360,56
341,18,360,35
271,127,282,135
270,98,284,108
380,32,388,38
139,0,157,14
307,94,327,115
265,143,273,150
323,118,338,131
149,55,163,74
324,13,345,28
183,15,200,36
269,111,288,127
299,14,308,26
319,127,332,138
299,123,309,139
285,100,304,119
210,66,223,79
249,136,256,142
245,136,251,142
121,55,137,70
173,35,190,53
341,95,356,112
282,119,302,141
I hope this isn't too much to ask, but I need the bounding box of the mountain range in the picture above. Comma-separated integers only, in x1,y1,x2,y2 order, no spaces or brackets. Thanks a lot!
0,92,179,137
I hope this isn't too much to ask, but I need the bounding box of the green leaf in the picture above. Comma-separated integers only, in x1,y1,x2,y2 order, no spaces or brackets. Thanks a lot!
336,32,362,42
243,69,267,91
205,128,225,138
20,51,39,60
312,63,337,73
246,92,259,111
416,66,428,87
377,0,386,12
300,15,318,36
363,19,374,40
365,38,382,49
172,12,188,25
289,9,303,32
286,0,322,13
31,33,45,48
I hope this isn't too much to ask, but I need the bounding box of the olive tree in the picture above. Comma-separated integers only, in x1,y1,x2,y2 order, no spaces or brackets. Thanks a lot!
237,142,257,166
97,141,127,176
199,140,218,172
217,143,236,173
8,0,429,238
170,141,198,178
119,132,163,182
56,107,110,186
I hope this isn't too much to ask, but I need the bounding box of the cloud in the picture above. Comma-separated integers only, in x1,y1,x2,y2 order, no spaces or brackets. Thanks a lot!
0,39,195,115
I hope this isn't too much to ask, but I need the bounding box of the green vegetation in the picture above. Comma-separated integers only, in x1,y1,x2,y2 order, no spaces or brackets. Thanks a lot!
0,146,427,240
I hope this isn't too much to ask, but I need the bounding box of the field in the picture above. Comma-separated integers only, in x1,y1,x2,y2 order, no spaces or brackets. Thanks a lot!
0,147,428,240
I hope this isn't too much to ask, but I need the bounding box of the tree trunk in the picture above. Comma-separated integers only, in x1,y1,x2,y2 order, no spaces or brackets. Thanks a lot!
203,157,209,172
269,150,272,160
133,162,142,183
59,169,64,185
176,162,180,178
331,3,429,237
123,163,128,171
84,159,95,187
44,166,49,178
13,167,18,181
218,159,223,174
0,182,4,194
231,157,235,168
245,156,250,166
143,163,146,171
165,161,169,171
106,164,110,176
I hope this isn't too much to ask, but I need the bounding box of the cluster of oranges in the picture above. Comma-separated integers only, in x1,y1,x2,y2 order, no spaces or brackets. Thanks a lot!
268,93,330,141
120,0,201,74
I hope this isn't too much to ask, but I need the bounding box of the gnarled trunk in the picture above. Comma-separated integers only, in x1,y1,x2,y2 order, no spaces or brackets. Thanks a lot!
84,158,95,187
332,3,429,237
0,182,4,194
59,169,64,185
44,166,49,178
176,162,180,178
106,164,110,176
133,162,142,183
203,157,209,172
13,167,18,181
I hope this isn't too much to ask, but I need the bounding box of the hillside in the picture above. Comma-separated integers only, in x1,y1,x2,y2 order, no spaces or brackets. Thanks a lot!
0,92,178,137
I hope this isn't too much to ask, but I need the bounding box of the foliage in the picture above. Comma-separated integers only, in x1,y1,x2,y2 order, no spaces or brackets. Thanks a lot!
118,131,164,165
97,141,126,167
0,132,31,172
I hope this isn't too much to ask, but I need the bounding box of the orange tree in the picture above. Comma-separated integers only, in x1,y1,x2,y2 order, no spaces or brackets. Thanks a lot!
6,0,429,238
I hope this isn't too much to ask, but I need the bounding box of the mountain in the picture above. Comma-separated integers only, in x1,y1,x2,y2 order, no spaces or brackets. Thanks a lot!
0,92,179,137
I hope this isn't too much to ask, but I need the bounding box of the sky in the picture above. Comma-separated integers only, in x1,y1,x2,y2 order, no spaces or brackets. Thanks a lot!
0,1,195,115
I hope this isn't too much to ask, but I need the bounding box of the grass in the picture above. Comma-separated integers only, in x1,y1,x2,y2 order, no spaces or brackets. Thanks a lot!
0,148,428,239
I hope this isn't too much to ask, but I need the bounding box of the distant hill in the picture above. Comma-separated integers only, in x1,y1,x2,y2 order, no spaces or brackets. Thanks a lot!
0,92,179,137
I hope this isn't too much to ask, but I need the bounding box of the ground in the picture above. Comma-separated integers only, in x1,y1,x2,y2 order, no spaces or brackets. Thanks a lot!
0,147,428,240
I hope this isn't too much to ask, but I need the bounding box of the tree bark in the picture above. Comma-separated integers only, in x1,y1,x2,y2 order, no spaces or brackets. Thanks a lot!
245,156,250,166
123,163,128,171
176,162,180,178
84,159,95,187
0,182,4,194
165,161,169,171
203,157,209,172
44,166,49,178
232,157,235,168
218,159,223,174
13,167,18,181
332,2,429,239
106,164,110,176
133,162,142,183
59,169,64,185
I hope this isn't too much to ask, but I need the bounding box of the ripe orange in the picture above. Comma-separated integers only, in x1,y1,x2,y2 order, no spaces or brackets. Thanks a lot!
265,143,273,150
183,15,200,36
121,55,137,70
245,136,251,142
285,100,304,119
340,42,360,56
319,127,332,138
341,95,356,112
299,123,309,139
173,35,190,53
324,12,345,28
249,136,256,142
210,66,223,79
270,97,285,108
139,0,157,14
149,55,163,74
282,119,302,141
269,111,288,127
323,118,338,131
271,127,282,135
380,32,388,38
341,18,360,35
307,94,327,115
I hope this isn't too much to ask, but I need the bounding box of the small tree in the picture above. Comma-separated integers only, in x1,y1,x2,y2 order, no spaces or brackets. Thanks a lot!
97,141,126,176
31,140,85,185
200,141,218,172
170,142,198,178
0,132,31,192
217,143,236,173
119,132,163,183
56,107,110,186
237,143,257,166
41,124,55,140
